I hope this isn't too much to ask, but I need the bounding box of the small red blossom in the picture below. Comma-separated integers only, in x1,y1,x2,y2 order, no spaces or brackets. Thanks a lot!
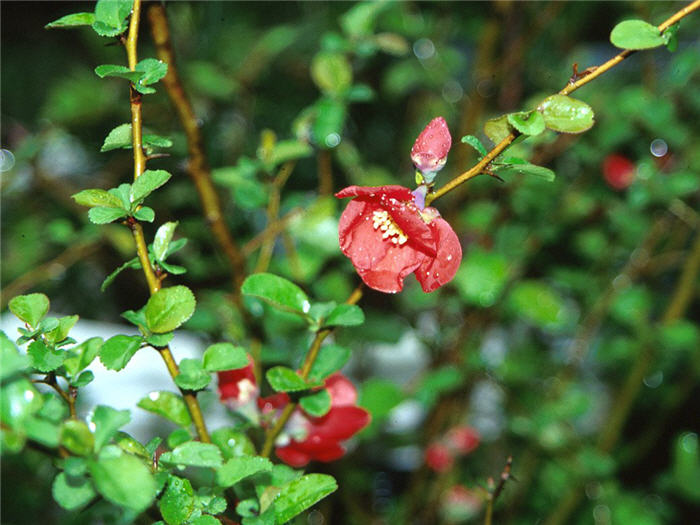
336,185,462,293
441,485,483,522
217,357,258,407
425,442,454,472
602,154,636,190
411,117,452,174
258,373,370,467
445,425,480,455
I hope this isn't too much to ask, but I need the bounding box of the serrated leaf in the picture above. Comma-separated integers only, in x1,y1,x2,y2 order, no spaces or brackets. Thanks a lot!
99,335,142,371
461,135,488,157
145,286,196,333
113,431,150,458
108,183,132,209
299,388,331,417
307,344,351,381
133,206,155,222
121,307,147,331
89,449,156,512
137,391,192,426
266,366,311,392
93,0,133,31
211,428,256,460
273,474,337,524
92,405,131,451
507,110,546,136
63,337,102,377
52,473,96,511
160,441,223,468
45,315,79,345
46,12,96,29
71,370,95,388
143,133,173,149
9,293,50,328
174,359,211,391
217,456,273,487
322,303,364,328
60,420,95,456
145,332,174,348
134,58,168,85
159,261,187,275
94,64,143,83
538,94,594,133
88,206,129,224
130,169,171,204
101,258,141,292
241,273,310,316
484,115,514,145
72,188,125,208
610,19,665,50
202,343,249,372
101,123,132,152
153,221,178,262
159,476,194,525
28,340,66,372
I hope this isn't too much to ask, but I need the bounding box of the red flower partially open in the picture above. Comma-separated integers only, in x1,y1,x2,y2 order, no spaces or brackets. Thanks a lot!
258,373,370,467
411,117,452,175
336,185,461,293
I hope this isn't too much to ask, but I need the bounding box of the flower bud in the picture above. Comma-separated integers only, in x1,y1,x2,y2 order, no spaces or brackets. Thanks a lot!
411,117,452,176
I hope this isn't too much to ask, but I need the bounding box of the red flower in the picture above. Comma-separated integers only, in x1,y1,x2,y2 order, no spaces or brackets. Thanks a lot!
602,154,635,190
425,442,454,472
441,485,483,522
411,117,452,175
217,357,258,407
335,185,462,293
445,425,480,455
258,373,370,467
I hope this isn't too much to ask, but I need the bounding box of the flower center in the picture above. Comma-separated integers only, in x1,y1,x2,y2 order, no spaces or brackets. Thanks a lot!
372,209,408,245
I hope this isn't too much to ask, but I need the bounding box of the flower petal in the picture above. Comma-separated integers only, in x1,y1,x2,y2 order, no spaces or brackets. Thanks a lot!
414,215,462,292
357,243,424,293
335,185,413,201
308,406,371,441
325,373,358,406
411,117,452,173
378,195,436,257
338,200,390,271
275,445,312,468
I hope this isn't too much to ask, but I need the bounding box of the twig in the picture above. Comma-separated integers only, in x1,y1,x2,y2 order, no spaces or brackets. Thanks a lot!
33,373,76,418
426,0,700,206
122,0,210,443
242,208,303,256
484,456,514,525
147,3,247,291
260,284,364,458
317,149,333,196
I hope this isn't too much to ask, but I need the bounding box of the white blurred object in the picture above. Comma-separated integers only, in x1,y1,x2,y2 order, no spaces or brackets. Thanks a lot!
1,313,231,442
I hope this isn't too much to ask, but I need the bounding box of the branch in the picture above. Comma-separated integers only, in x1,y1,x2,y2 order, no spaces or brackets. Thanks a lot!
426,0,700,206
147,3,247,291
122,0,210,444
484,456,514,525
260,284,364,458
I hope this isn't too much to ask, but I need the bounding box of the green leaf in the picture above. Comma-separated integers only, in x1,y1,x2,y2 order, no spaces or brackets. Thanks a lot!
52,473,96,510
145,286,196,333
340,1,389,37
266,366,311,392
216,456,273,487
60,420,95,456
159,261,187,275
108,183,132,209
454,248,510,307
153,221,178,262
130,169,172,204
72,188,125,208
137,391,192,426
99,335,142,371
190,517,220,525
299,389,331,417
663,23,680,52
211,428,256,460
88,206,128,224
311,51,353,95
94,64,143,83
145,332,174,348
25,414,60,447
1,378,42,426
92,405,131,451
45,315,79,344
538,94,594,133
89,449,156,512
159,476,194,525
160,441,223,468
610,19,665,50
133,206,155,222
484,115,514,145
164,237,186,256
71,370,95,388
0,332,29,381
46,12,96,29
509,280,568,329
93,0,133,36
312,97,346,148
174,359,211,391
461,135,488,157
241,273,310,316
9,293,50,328
101,257,141,291
28,340,66,372
359,378,402,420
113,431,150,458
167,428,192,449
101,123,132,152
134,58,168,86
414,366,464,407
143,133,173,149
202,343,248,372
507,110,546,136
268,140,313,168
323,304,365,328
307,344,351,381
494,162,556,182
121,307,147,331
273,474,338,524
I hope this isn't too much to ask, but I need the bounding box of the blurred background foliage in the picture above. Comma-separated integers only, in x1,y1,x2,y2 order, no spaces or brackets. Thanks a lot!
1,1,699,524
